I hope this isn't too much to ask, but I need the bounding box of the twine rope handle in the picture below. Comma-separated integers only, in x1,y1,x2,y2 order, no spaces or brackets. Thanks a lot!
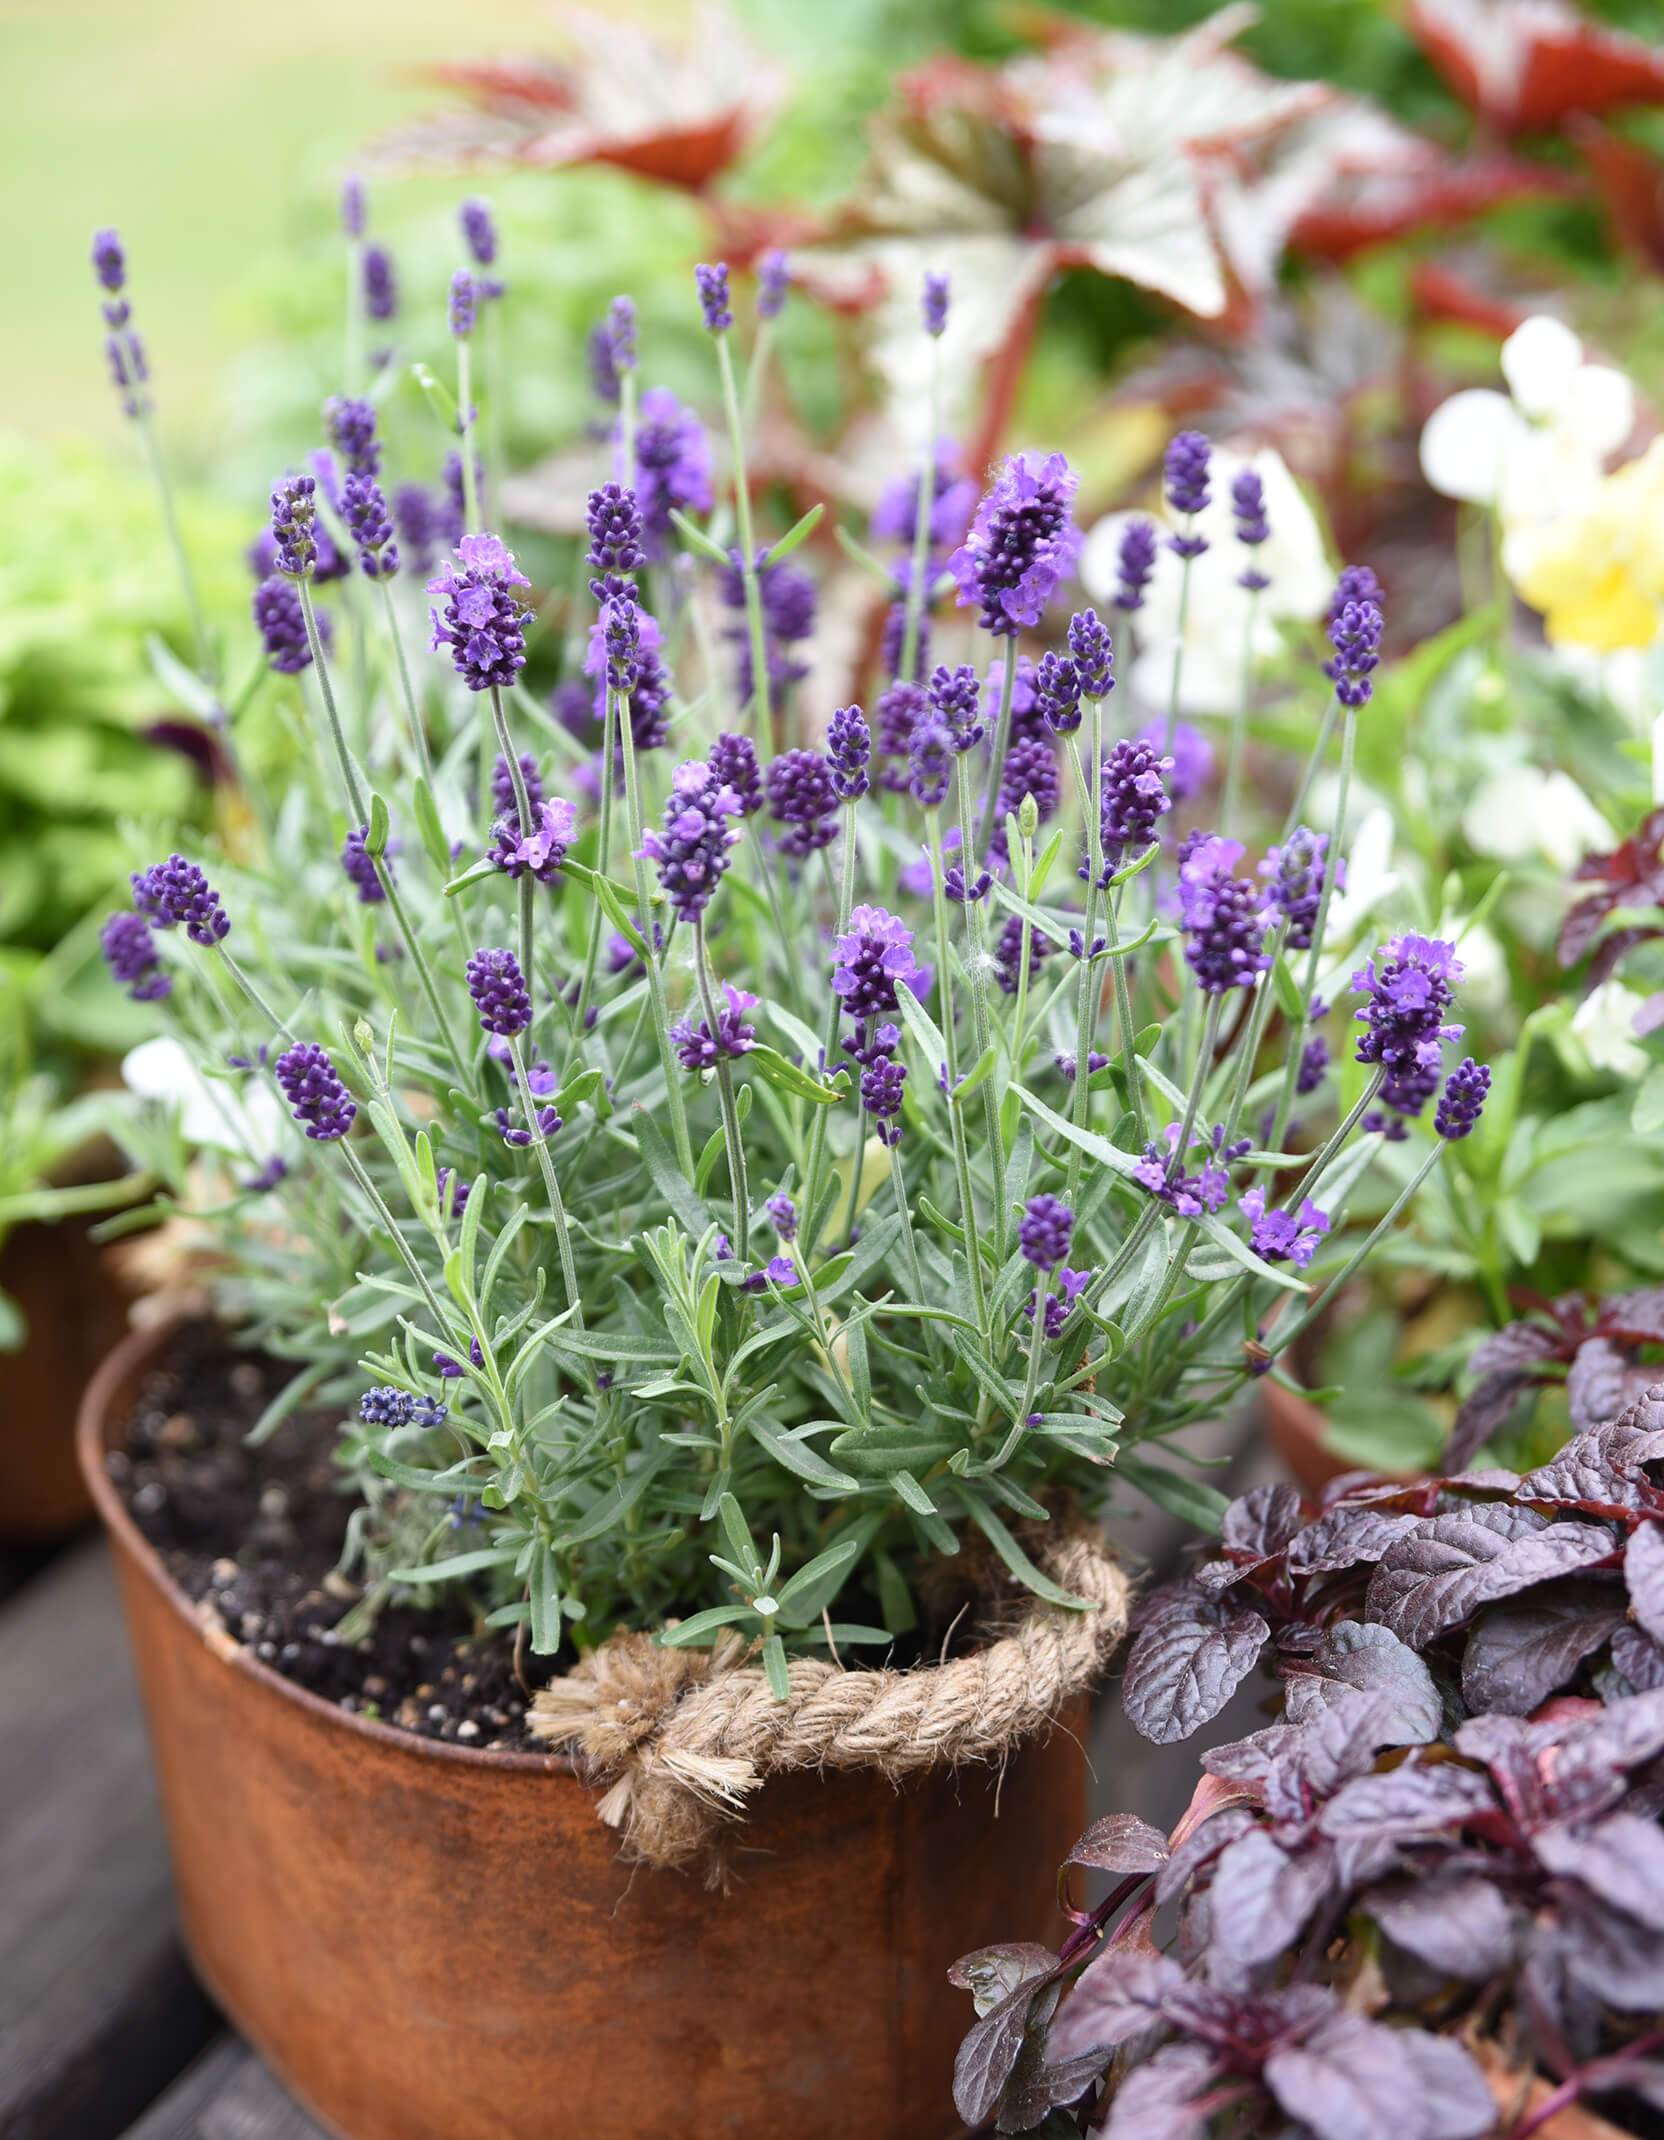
530,1525,1131,1875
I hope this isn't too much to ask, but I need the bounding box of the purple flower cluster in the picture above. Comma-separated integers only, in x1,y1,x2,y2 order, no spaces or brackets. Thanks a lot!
1033,649,1081,735
343,472,399,580
1232,467,1270,591
1067,608,1114,701
756,250,790,320
1164,431,1211,555
1018,1193,1074,1271
1113,519,1158,610
1134,1122,1249,1217
585,482,645,580
766,747,838,858
907,714,954,809
827,704,870,803
1023,1267,1090,1340
765,1192,797,1240
861,1053,907,1147
448,270,477,339
466,947,532,1037
269,475,317,579
495,1103,561,1151
1095,737,1172,874
459,199,500,290
1241,1185,1329,1268
724,549,816,707
489,797,577,885
1352,933,1465,1125
1177,834,1270,994
928,663,982,753
100,911,169,1001
831,905,923,1023
325,396,380,477
997,735,1059,838
492,752,543,820
132,856,228,946
92,228,149,418
630,387,711,557
1436,1056,1491,1140
871,446,977,556
948,452,1081,638
363,246,397,323
275,1041,357,1141
340,826,387,904
874,681,924,791
639,758,743,921
992,914,1049,995
1297,1034,1330,1095
1325,595,1383,707
707,732,762,817
922,271,950,338
340,177,366,240
252,577,316,672
1259,827,1339,952
694,261,731,333
671,985,757,1073
427,534,530,693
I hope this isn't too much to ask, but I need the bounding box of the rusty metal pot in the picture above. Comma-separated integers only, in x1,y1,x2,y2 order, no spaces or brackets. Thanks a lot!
79,1318,1090,2140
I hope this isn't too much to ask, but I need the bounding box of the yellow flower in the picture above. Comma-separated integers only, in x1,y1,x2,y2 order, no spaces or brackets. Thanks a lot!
1505,438,1664,650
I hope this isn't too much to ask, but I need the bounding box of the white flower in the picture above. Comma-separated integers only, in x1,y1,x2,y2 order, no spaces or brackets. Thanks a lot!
1419,313,1632,528
122,1037,283,1157
1437,917,1510,1016
1461,764,1611,874
1079,445,1329,715
1322,805,1399,946
1572,980,1650,1081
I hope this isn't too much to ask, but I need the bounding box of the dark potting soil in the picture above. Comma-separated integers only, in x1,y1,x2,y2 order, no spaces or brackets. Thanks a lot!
108,1323,559,1751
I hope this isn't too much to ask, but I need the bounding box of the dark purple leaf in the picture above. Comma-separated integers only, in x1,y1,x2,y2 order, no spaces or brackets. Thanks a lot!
1199,1725,1290,1787
1567,1338,1658,1433
1467,1322,1566,1379
1587,921,1664,987
1627,1519,1664,1644
1461,1582,1630,1715
1283,1623,1441,1745
1534,1811,1664,1934
1207,1829,1337,1966
1366,1512,1617,1648
1395,2030,1503,2139
1048,1947,1185,2061
1122,1597,1272,1746
995,2048,1108,2134
1064,1814,1170,1876
1446,1374,1537,1470
1552,1884,1664,2012
1287,1506,1420,1577
1613,1623,1664,1691
1520,1411,1664,1513
1264,2009,1425,2140
953,1975,1056,2128
1155,1807,1256,1907
1558,888,1619,968
1317,1760,1495,1849
949,1941,1059,2018
1192,1558,1244,1594
1365,1873,1516,1979
1099,2042,1221,2140
1599,1289,1664,1344
1222,1483,1304,1561
1551,1686,1664,1813
1292,1690,1415,1798
1163,1977,1335,2049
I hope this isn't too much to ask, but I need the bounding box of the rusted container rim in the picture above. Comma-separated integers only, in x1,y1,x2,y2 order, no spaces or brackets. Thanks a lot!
77,1315,578,1781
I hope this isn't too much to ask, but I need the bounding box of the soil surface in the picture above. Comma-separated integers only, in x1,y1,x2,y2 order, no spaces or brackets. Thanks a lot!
108,1324,559,1751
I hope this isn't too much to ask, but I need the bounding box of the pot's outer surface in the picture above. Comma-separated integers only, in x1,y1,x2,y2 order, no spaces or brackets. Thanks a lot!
1,1217,131,1538
80,1320,1090,2140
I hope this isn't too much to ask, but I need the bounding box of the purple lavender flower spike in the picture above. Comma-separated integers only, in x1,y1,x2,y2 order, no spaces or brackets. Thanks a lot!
435,1167,470,1220
671,986,758,1073
1296,1035,1330,1095
466,947,532,1036
1034,650,1081,736
908,714,954,809
1019,1193,1074,1271
132,856,228,946
448,270,477,339
708,732,762,817
723,549,816,708
275,1042,357,1141
639,758,743,920
101,912,169,1001
694,261,732,333
1164,431,1211,556
1140,718,1213,804
832,906,923,1022
270,475,317,580
861,1054,907,1146
756,250,790,320
1177,835,1269,995
1352,933,1465,1124
872,447,977,555
427,534,530,692
1324,594,1383,707
827,705,870,803
340,177,366,240
1113,519,1159,610
341,826,387,904
1232,467,1271,591
949,453,1081,637
325,396,380,477
495,1104,561,1149
928,663,983,753
360,1386,413,1427
1435,1056,1490,1140
343,472,399,580
587,323,620,406
1024,1267,1091,1340
1134,1122,1247,1217
923,272,950,337
252,578,314,673
92,228,126,292
489,797,577,885
1241,1186,1329,1269
1327,563,1382,621
459,198,497,268
765,1192,797,1240
1259,828,1340,953
363,245,397,323
241,1157,288,1195
766,747,838,858
875,681,925,789
492,752,543,820
586,483,645,579
992,913,1049,995
1067,609,1113,701
607,295,636,373
391,486,436,574
630,387,712,558
997,736,1060,835
1096,737,1172,871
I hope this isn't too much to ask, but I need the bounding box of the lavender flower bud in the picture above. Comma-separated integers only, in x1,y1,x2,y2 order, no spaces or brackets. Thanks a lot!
1177,835,1269,995
1324,594,1383,708
630,387,712,558
638,758,743,920
671,985,757,1072
922,271,950,338
1066,609,1114,701
448,271,477,339
1019,1193,1074,1270
756,251,790,321
1097,737,1171,868
275,1041,357,1141
466,947,532,1037
1034,650,1081,736
907,714,954,809
998,736,1059,836
766,748,838,858
1352,934,1465,1123
252,577,314,673
270,475,318,580
435,1168,470,1221
993,913,1049,995
927,663,983,753
586,483,645,578
1231,467,1270,590
827,704,871,802
426,533,530,693
131,856,228,947
340,177,367,240
459,198,497,267
1241,1188,1329,1269
694,261,732,333
91,228,126,293
766,1192,797,1241
1296,1035,1330,1096
832,905,921,1022
1113,520,1158,610
100,912,169,1001
1164,430,1211,554
1435,1056,1490,1140
325,396,380,478
492,752,544,820
949,453,1081,638
587,322,620,407
608,295,636,373
602,596,640,695
708,732,762,817
489,798,577,886
341,826,387,904
1258,827,1339,953
343,472,399,580
860,1053,907,1146
359,1386,411,1427
363,246,397,323
1327,563,1382,621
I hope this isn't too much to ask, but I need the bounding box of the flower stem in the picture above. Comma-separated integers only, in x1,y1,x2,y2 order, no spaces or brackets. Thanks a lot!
506,1034,582,1324
378,579,432,784
977,641,1019,858
1064,701,1106,1199
898,341,939,688
927,806,988,1331
488,684,537,990
456,342,481,534
1162,541,1195,756
715,334,772,762
955,752,1006,1257
569,690,620,1064
296,579,368,826
617,685,695,1176
338,1141,449,1331
135,406,215,689
1273,1140,1445,1362
889,1142,926,1301
1272,701,1355,1153
694,915,750,1260
1222,585,1259,832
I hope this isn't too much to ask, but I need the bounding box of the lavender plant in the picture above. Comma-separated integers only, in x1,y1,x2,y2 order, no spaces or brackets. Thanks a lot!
97,221,1485,1685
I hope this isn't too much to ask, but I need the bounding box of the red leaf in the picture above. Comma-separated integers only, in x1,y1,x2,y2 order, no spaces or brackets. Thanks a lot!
1409,0,1664,135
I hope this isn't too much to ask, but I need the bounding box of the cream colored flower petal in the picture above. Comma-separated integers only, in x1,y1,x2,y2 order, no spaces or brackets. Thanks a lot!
1419,388,1520,505
1572,980,1650,1081
122,1037,281,1157
1561,364,1635,461
1248,447,1332,621
1501,314,1582,419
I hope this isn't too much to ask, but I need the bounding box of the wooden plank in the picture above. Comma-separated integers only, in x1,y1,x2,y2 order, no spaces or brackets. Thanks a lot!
0,1538,218,2140
118,2038,331,2140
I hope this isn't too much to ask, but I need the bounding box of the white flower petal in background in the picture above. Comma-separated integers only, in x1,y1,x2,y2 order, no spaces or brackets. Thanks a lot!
1462,764,1611,873
1545,643,1659,731
1322,806,1399,945
123,1036,284,1158
1419,388,1522,506
1500,314,1583,419
1438,918,1510,1016
1559,363,1634,461
1572,979,1651,1081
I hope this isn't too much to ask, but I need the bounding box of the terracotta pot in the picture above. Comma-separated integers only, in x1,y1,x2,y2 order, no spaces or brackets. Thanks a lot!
80,1319,1090,2140
0,1212,134,1539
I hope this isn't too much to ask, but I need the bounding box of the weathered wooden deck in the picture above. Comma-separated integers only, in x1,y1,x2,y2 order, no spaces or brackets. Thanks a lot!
0,1409,1274,2140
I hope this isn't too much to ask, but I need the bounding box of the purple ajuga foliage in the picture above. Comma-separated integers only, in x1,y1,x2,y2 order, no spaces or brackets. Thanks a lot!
948,452,1081,638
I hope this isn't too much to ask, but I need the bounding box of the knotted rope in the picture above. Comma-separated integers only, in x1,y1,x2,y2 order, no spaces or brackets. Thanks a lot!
529,1524,1131,1877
